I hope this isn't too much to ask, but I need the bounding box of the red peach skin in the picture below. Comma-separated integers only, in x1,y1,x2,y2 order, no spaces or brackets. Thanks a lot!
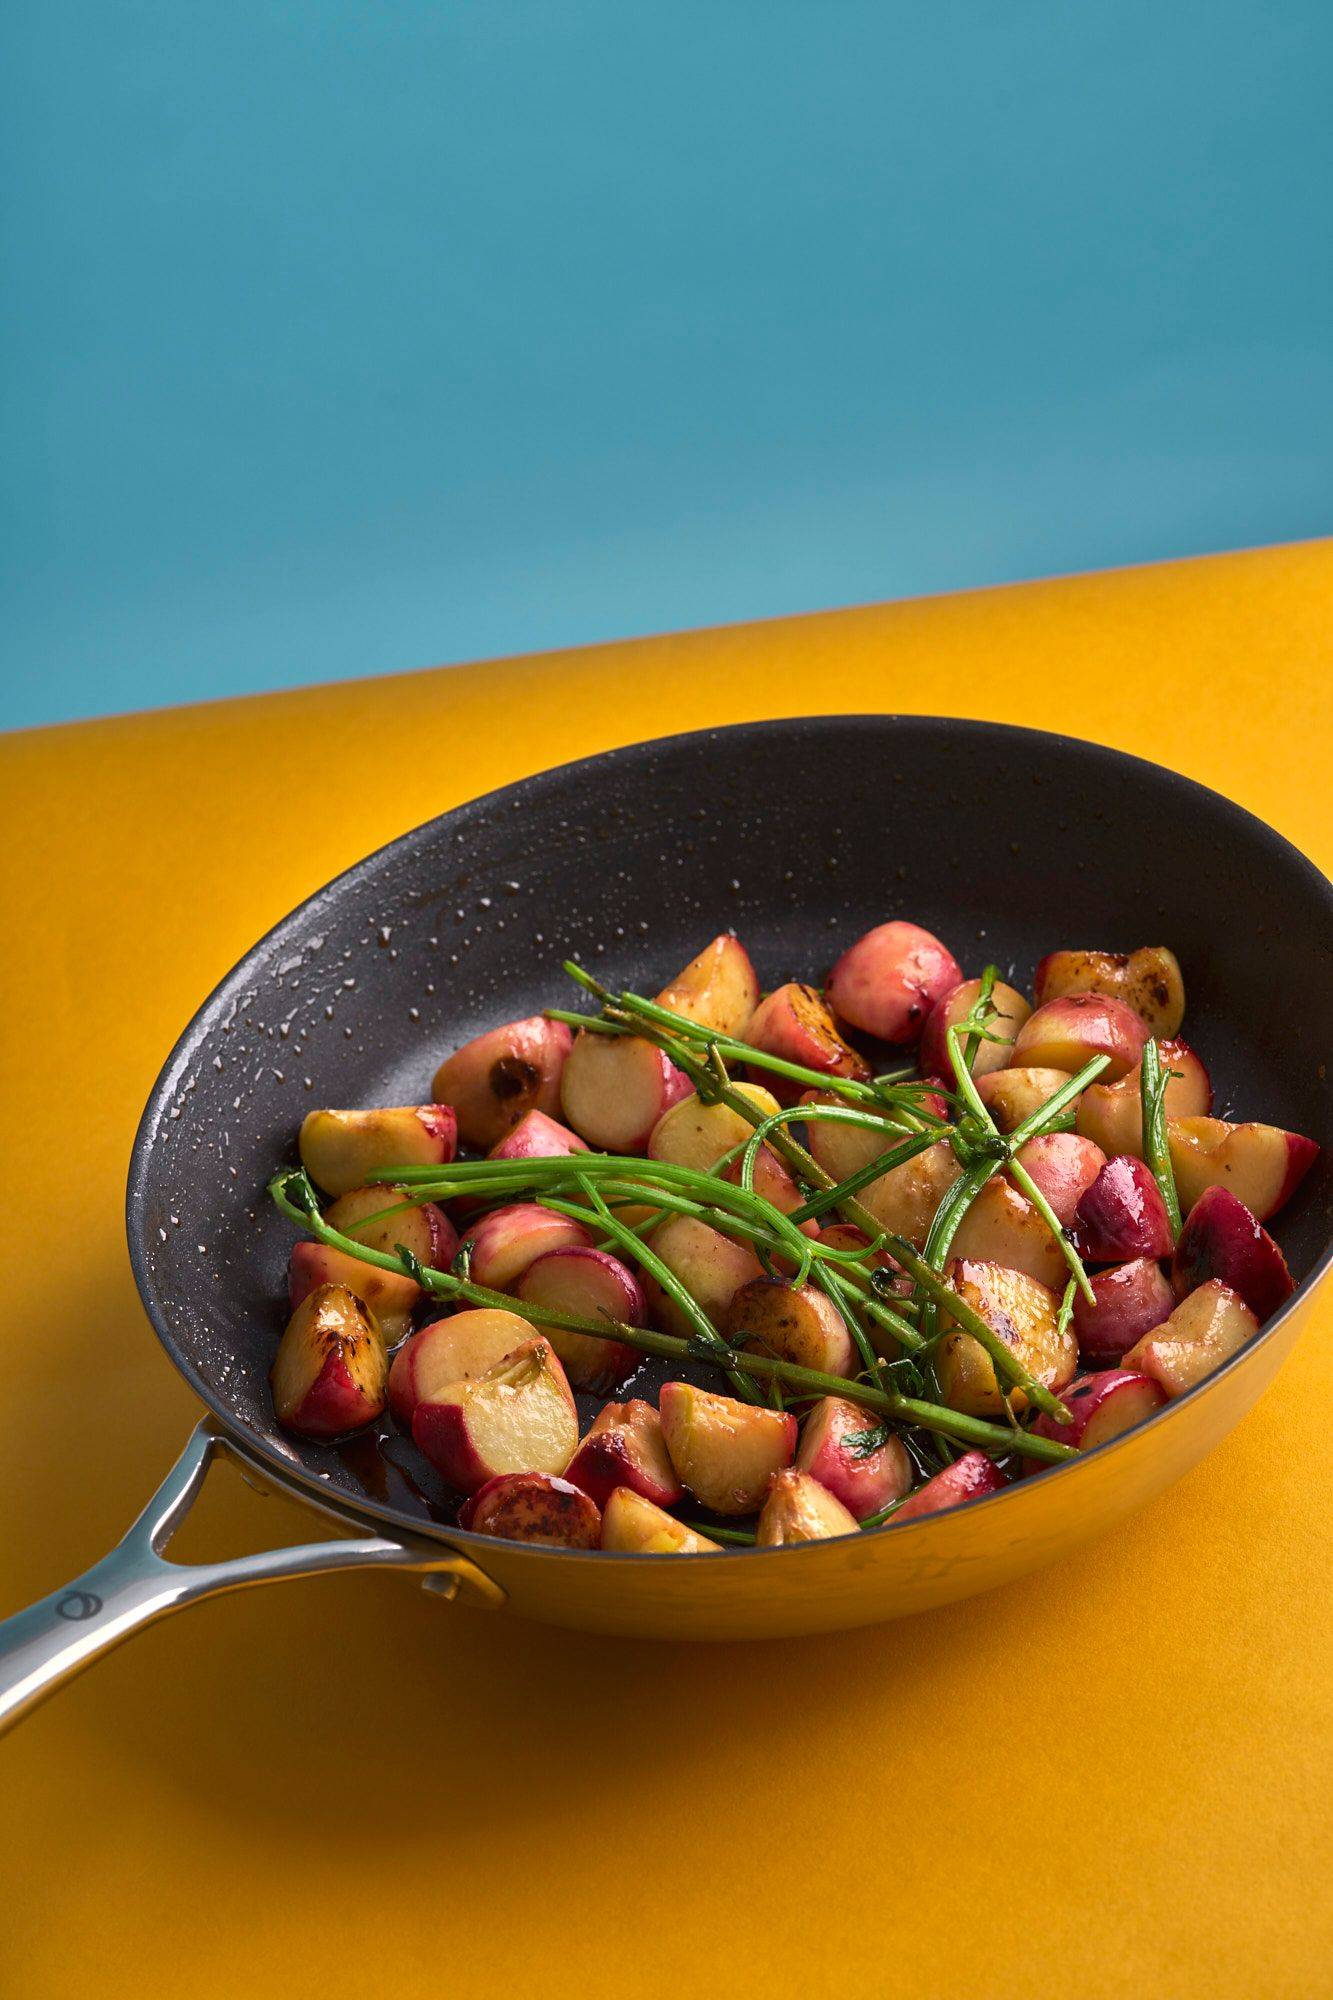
892,1451,1006,1524
461,1202,593,1292
658,1381,797,1515
1121,1280,1258,1396
1166,1116,1318,1221
560,1031,691,1150
825,921,961,1044
746,983,871,1102
298,1105,458,1197
411,1336,578,1491
1170,1185,1294,1322
1010,1132,1107,1229
1071,1258,1176,1366
1073,1156,1174,1262
514,1246,644,1392
655,934,760,1036
1010,994,1149,1082
387,1308,537,1428
1034,946,1185,1037
796,1395,912,1520
487,1108,589,1165
1026,1369,1165,1458
563,1400,684,1510
271,1283,388,1438
756,1469,859,1545
919,976,1032,1080
458,1473,601,1548
432,1016,573,1150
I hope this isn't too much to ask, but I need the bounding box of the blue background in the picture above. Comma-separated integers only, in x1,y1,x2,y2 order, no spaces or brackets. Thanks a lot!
4,3,1330,732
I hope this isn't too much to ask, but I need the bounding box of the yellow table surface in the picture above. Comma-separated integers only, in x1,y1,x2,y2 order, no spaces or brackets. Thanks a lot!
2,542,1331,2000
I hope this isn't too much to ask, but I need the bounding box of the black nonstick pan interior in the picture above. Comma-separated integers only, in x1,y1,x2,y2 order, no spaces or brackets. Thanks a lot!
126,716,1333,1541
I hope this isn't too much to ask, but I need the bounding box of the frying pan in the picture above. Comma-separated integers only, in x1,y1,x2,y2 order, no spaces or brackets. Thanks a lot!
2,716,1330,1731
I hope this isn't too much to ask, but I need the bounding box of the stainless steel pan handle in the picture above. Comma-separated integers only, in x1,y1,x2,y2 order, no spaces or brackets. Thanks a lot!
0,1421,504,1734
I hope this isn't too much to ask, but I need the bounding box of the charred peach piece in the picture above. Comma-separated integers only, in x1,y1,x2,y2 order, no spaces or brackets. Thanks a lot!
487,1109,589,1165
891,1450,1006,1523
271,1283,388,1438
723,1277,857,1382
1075,1036,1212,1158
432,1016,572,1151
461,1203,593,1292
1072,1258,1176,1366
936,1260,1075,1417
1011,1133,1107,1229
514,1247,643,1392
825,921,961,1045
1073,1156,1174,1262
1122,1280,1258,1396
560,1031,691,1150
288,1239,421,1342
1167,1116,1318,1222
298,1105,458,1197
1026,1369,1165,1460
655,934,760,1037
949,1176,1067,1289
648,1082,781,1174
1010,994,1149,1083
796,1395,912,1520
857,1138,962,1250
1171,1186,1294,1322
289,1186,458,1342
919,977,1032,1080
976,1067,1074,1133
458,1473,601,1547
600,1488,721,1554
387,1309,537,1428
564,1399,684,1510
658,1382,797,1515
1034,947,1185,1037
756,1469,859,1545
411,1336,578,1492
642,1216,763,1335
746,983,871,1102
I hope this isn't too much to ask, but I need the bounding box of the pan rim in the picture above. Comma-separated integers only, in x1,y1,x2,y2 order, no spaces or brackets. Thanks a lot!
125,713,1333,1566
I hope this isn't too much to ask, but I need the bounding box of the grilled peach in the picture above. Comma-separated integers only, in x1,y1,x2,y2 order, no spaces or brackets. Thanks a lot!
1010,993,1149,1083
722,1277,857,1382
936,1260,1075,1417
514,1246,644,1392
432,1016,572,1150
919,977,1032,1080
458,1473,601,1547
271,1284,388,1438
856,1138,963,1249
1025,1369,1165,1459
1071,1258,1175,1366
891,1450,1006,1523
412,1337,578,1491
825,921,961,1044
746,984,871,1102
1171,1186,1294,1322
648,1082,781,1174
1074,1035,1212,1159
298,1105,457,1197
387,1309,537,1428
642,1216,763,1334
1073,1157,1174,1262
796,1396,912,1519
560,1031,691,1150
461,1203,593,1292
563,1400,684,1510
949,1176,1067,1289
487,1108,589,1165
1122,1280,1258,1396
600,1488,721,1554
975,1066,1075,1133
658,1382,797,1514
655,934,760,1036
1034,947,1185,1037
1167,1117,1318,1221
289,1188,457,1342
1010,1133,1107,1228
756,1469,859,1545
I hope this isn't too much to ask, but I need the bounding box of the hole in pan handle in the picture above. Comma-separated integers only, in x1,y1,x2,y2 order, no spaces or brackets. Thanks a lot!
0,1420,506,1735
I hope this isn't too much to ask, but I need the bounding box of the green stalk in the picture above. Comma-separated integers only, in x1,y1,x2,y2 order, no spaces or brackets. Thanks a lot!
1140,1038,1182,1239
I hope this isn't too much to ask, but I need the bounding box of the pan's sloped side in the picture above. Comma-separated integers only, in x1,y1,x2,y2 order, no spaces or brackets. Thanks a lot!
126,717,1333,1615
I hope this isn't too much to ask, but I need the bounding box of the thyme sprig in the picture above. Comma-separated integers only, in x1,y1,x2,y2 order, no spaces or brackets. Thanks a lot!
1140,1038,1182,1240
